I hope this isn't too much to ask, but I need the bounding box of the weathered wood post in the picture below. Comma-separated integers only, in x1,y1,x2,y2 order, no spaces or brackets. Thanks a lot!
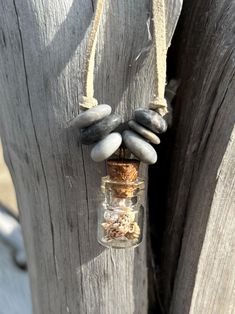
156,0,235,313
0,1,181,313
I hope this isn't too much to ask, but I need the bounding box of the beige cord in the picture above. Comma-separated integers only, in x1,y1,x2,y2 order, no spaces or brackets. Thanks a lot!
79,0,105,111
149,0,168,116
80,0,168,116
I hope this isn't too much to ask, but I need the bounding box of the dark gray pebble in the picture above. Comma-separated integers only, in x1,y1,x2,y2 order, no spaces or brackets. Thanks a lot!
80,114,121,145
134,108,167,134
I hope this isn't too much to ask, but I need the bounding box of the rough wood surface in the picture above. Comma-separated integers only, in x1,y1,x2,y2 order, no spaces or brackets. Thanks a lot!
0,0,182,313
158,0,235,313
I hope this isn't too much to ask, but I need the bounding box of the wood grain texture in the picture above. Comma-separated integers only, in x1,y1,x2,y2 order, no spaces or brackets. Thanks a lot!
187,129,235,314
158,0,235,313
0,0,182,313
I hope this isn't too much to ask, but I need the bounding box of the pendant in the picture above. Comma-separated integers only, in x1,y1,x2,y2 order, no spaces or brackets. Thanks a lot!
97,159,145,249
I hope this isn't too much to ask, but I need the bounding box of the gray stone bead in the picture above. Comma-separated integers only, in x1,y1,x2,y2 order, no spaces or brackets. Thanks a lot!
128,120,160,145
122,130,157,164
134,108,167,134
90,132,122,162
71,104,112,129
80,114,121,145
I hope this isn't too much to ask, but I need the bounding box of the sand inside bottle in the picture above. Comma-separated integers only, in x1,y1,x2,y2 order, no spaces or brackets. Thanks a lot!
99,159,144,249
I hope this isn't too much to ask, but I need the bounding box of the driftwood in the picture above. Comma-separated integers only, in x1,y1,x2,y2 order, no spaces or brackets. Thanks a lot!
0,0,182,313
156,0,235,313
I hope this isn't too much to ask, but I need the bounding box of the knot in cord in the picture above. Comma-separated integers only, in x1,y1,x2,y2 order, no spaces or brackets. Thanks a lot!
149,96,168,116
79,95,98,111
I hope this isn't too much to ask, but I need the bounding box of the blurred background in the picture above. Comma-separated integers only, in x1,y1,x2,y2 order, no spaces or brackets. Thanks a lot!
0,139,32,314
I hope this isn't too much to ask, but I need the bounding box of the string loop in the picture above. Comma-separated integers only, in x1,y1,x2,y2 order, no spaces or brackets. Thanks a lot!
79,95,98,111
149,96,168,116
80,0,168,117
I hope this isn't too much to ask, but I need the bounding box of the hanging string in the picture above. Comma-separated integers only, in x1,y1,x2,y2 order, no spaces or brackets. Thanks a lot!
80,0,167,115
80,0,105,111
149,0,168,116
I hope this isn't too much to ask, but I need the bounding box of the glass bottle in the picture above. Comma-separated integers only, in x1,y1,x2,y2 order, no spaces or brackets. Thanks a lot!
97,159,145,249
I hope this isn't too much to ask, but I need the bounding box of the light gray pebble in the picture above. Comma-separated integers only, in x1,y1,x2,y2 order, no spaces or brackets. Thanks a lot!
80,114,121,145
128,120,160,145
123,130,157,164
91,133,122,162
71,104,112,129
134,108,167,134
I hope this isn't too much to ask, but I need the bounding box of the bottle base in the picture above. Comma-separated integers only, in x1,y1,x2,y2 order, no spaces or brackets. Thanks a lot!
98,237,142,249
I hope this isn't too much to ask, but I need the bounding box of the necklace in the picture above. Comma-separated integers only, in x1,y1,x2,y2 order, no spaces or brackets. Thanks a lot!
70,0,175,248
71,0,170,165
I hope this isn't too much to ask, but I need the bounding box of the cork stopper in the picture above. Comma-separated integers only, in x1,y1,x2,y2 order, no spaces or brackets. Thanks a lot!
107,159,140,182
107,159,140,198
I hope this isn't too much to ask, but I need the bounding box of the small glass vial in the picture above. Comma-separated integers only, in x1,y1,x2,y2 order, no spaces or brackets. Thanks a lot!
97,160,145,249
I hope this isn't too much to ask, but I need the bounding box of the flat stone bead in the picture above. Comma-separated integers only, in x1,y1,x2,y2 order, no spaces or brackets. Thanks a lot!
80,114,121,145
90,132,122,162
128,120,160,145
123,130,157,164
134,108,167,134
71,104,112,129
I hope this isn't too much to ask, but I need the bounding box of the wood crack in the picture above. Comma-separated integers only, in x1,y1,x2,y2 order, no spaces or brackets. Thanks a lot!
91,0,95,12
198,50,235,162
80,146,91,243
